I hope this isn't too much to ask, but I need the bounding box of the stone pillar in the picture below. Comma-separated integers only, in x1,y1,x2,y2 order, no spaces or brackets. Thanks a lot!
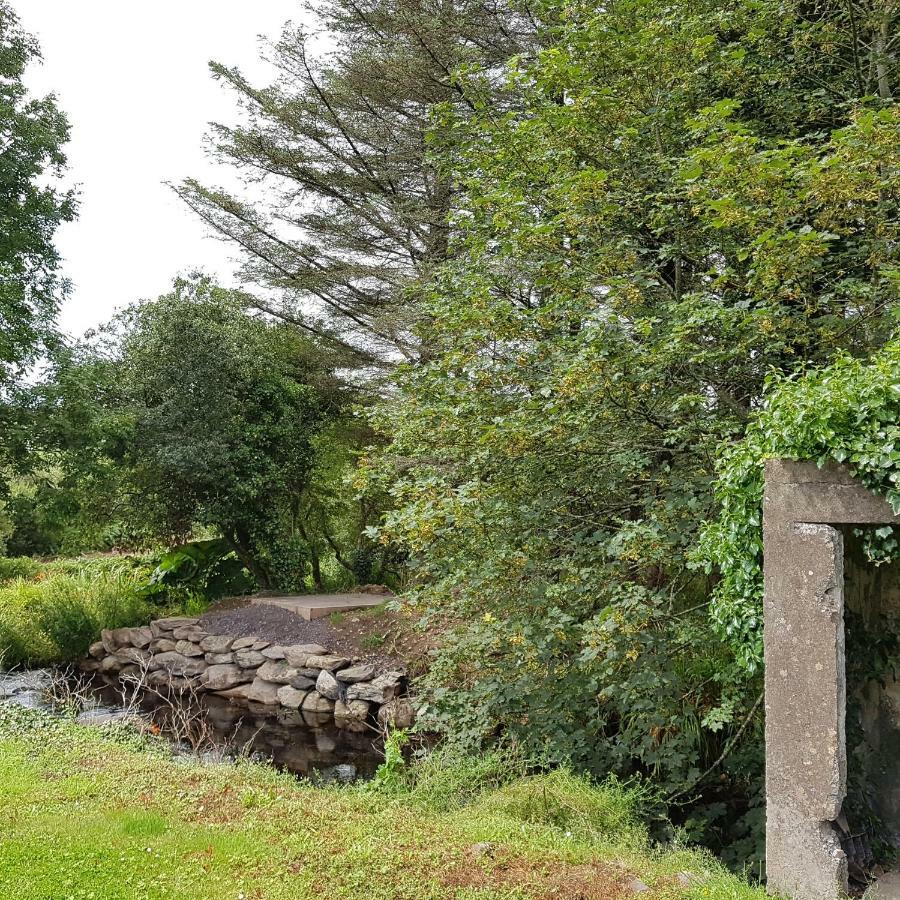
764,522,847,899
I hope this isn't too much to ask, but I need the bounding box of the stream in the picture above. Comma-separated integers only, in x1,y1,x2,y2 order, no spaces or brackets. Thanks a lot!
0,668,384,782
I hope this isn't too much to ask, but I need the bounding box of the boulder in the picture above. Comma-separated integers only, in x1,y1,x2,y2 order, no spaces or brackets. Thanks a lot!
88,641,106,659
99,655,122,673
199,634,234,654
172,625,207,642
304,654,351,672
276,685,309,709
244,677,280,705
289,674,316,690
205,652,233,666
203,664,253,692
336,663,375,684
100,627,133,654
234,648,266,669
175,640,205,658
334,698,371,732
151,651,207,678
251,640,270,651
257,660,301,684
346,672,404,704
282,644,328,667
301,691,334,726
377,698,416,730
80,658,102,673
150,638,177,653
316,670,341,700
261,645,287,660
127,626,154,649
113,647,151,666
231,636,258,651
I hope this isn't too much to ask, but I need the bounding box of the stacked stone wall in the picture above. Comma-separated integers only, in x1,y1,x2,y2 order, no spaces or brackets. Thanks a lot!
81,616,415,733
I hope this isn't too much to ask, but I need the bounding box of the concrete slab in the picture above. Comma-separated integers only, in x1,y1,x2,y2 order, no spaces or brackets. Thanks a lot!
250,594,387,621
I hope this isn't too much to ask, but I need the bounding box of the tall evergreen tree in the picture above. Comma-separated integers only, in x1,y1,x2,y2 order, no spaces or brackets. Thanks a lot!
177,0,534,362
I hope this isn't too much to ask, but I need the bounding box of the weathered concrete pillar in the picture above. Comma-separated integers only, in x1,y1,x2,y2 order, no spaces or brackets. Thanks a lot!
764,522,847,899
763,460,900,900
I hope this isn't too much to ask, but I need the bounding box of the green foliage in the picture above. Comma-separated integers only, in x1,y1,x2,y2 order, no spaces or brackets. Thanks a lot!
699,338,900,670
21,276,379,590
0,2,74,392
357,1,897,864
139,538,254,603
0,556,174,666
0,556,39,583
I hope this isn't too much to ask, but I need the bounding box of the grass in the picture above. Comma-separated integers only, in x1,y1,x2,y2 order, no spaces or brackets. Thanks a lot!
0,555,199,668
0,704,770,900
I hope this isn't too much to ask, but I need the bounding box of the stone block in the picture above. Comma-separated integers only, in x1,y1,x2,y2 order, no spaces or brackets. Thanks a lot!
235,648,266,669
257,660,301,684
346,672,403,704
150,638,177,653
175,640,205,658
316,669,341,700
172,625,207,642
127,626,154,649
151,651,207,678
335,698,370,732
336,663,375,683
282,644,328,667
205,652,234,665
199,634,234,654
377,698,416,730
203,664,253,692
244,678,280,705
304,654,350,672
276,685,308,709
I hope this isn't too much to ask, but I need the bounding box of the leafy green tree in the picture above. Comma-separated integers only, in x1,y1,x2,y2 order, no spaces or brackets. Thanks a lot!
361,0,898,840
0,2,74,488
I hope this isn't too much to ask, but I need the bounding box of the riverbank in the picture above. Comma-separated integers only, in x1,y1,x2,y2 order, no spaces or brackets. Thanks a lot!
0,703,766,900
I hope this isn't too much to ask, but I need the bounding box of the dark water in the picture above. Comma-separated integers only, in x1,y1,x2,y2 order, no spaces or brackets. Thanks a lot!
0,669,384,782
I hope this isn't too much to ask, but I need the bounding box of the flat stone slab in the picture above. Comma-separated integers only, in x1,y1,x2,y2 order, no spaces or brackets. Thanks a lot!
249,593,386,621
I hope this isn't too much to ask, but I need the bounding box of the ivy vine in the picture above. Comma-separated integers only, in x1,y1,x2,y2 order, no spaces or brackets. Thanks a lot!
697,338,900,672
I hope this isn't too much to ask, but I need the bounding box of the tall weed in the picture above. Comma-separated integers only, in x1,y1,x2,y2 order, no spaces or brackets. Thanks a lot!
0,558,163,668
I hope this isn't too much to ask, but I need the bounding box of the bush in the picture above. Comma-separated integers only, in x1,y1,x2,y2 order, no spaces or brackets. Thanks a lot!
0,557,40,584
0,556,186,668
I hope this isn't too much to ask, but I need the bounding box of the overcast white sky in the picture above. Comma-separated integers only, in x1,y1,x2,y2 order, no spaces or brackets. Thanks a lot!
16,0,308,336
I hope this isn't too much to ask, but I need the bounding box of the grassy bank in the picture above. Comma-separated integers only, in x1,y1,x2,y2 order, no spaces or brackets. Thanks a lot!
0,556,196,668
0,704,767,899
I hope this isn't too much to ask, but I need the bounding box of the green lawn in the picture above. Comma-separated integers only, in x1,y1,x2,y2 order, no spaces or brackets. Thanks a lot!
0,705,768,900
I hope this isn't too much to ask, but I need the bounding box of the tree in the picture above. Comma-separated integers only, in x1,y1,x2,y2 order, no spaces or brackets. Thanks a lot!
177,0,534,361
360,0,898,851
0,2,74,476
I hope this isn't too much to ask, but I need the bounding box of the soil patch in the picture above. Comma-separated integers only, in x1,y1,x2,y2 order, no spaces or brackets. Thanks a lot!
443,848,637,899
200,597,436,674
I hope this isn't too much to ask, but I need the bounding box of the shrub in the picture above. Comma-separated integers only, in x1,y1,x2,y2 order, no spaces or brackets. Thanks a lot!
0,557,40,584
0,556,185,667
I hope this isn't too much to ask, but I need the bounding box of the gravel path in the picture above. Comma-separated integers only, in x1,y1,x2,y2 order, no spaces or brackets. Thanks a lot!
199,603,403,670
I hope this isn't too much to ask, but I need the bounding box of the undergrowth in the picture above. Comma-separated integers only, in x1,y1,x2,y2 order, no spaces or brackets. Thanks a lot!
0,556,200,668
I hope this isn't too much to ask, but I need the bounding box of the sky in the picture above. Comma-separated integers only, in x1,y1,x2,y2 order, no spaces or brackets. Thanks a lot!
15,0,308,336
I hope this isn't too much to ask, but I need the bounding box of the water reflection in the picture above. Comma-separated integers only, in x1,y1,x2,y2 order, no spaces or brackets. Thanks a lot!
1,669,385,782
